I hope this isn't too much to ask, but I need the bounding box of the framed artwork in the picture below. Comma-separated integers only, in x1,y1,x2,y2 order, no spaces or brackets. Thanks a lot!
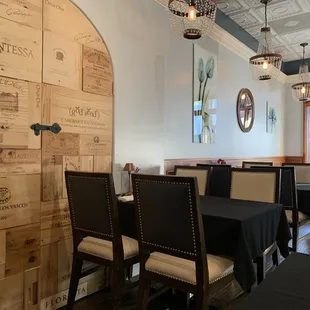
266,101,277,134
193,44,217,144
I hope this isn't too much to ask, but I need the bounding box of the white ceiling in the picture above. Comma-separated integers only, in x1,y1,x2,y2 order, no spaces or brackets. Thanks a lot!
217,0,310,62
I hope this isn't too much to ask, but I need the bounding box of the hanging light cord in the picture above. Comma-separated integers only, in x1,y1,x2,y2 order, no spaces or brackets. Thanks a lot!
302,45,305,65
264,1,269,52
264,2,268,27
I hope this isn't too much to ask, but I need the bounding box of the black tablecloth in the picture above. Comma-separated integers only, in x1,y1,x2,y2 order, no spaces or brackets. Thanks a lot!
236,253,310,310
118,196,291,290
297,184,310,216
200,196,291,290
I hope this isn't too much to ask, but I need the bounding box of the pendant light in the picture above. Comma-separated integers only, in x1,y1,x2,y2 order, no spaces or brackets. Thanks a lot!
168,0,217,40
249,0,282,81
292,43,310,102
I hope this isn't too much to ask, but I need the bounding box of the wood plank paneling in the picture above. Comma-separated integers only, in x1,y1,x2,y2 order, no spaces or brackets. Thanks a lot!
0,273,23,310
0,19,42,82
93,155,112,173
24,267,40,310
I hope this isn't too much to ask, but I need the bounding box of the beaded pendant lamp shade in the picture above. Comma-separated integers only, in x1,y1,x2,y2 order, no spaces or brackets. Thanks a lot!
168,0,217,40
292,43,310,102
249,0,282,81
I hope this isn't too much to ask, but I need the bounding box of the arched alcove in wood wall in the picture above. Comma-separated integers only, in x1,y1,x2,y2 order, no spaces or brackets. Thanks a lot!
0,1,113,309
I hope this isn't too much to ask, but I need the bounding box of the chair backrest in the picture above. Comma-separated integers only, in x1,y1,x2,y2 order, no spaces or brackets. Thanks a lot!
230,168,281,203
174,165,211,196
132,174,206,263
282,163,310,184
197,164,231,198
65,171,122,250
242,161,273,168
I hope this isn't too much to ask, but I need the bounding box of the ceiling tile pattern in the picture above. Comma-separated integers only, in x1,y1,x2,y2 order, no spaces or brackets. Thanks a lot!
217,0,310,61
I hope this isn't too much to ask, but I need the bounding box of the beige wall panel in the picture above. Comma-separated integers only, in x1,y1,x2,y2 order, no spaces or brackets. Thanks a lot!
43,0,107,51
79,134,112,156
42,155,63,202
5,224,40,277
42,132,80,156
94,155,112,173
82,46,113,97
24,267,40,310
0,175,40,230
0,18,42,82
43,32,82,90
62,155,93,198
42,84,112,135
0,0,42,29
0,273,23,310
0,149,41,177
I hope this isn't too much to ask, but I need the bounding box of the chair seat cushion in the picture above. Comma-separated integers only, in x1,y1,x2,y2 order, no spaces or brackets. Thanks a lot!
78,236,138,261
285,210,309,223
145,252,233,285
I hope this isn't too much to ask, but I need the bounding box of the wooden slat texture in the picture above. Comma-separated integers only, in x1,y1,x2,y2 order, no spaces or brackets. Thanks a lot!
24,267,40,310
79,134,112,156
43,31,82,90
42,155,63,202
0,18,42,82
0,175,40,230
0,149,41,177
43,0,107,51
42,84,112,135
5,223,40,277
0,273,23,310
82,46,113,97
0,230,5,280
94,155,112,173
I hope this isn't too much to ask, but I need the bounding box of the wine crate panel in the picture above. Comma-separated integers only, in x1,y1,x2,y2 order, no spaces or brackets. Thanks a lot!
0,149,41,177
79,134,112,156
42,155,63,202
82,46,113,97
0,230,4,280
0,273,23,310
0,0,42,30
0,175,40,230
0,78,41,149
24,267,40,310
43,0,107,51
42,132,79,156
41,224,71,246
94,155,112,173
43,32,82,90
42,84,112,135
5,223,40,277
62,156,93,198
0,18,42,82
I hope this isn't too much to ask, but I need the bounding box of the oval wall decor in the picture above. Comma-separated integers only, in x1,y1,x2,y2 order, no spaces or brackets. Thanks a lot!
236,88,255,133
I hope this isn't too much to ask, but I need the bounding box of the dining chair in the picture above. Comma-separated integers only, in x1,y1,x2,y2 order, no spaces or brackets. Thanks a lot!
65,171,139,310
282,163,310,184
132,174,234,310
242,161,273,168
197,164,231,198
230,168,281,284
174,165,211,196
252,166,309,252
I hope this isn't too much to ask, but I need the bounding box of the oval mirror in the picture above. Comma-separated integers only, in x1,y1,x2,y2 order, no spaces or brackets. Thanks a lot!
237,88,255,132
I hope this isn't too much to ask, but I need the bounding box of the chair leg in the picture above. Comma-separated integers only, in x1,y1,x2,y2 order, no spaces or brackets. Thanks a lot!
292,224,299,252
272,248,280,266
126,265,133,280
256,256,266,285
111,269,124,310
67,256,83,310
137,274,151,310
195,289,208,310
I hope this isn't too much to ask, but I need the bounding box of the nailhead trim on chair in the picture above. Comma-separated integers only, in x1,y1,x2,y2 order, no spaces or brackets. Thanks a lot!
67,175,114,238
134,179,197,256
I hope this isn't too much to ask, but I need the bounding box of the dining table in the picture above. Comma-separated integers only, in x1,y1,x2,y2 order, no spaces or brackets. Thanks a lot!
236,252,310,310
296,184,310,216
118,195,291,291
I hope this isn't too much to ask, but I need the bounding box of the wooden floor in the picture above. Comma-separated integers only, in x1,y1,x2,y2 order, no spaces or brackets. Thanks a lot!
64,224,310,310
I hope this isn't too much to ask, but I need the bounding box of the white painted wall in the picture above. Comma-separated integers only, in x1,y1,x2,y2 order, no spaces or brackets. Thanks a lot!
71,0,286,173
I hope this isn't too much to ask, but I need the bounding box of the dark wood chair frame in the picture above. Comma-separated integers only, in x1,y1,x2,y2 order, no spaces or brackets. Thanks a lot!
242,161,273,168
173,165,212,196
65,171,139,310
132,174,234,310
229,168,281,284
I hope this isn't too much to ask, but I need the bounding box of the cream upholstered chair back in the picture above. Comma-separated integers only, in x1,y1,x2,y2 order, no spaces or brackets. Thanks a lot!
242,161,273,168
282,163,310,184
230,168,280,203
174,165,211,195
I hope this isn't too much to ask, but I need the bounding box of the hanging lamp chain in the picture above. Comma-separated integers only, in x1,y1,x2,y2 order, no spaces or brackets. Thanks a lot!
264,1,268,27
303,44,305,65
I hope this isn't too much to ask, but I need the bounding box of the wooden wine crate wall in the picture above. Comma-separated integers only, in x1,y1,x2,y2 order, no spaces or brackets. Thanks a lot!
0,0,113,309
